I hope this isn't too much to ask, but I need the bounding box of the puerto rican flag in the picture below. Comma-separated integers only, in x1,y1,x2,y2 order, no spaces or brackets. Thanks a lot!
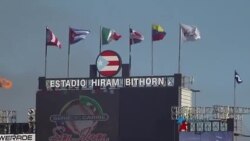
46,27,62,48
96,50,121,77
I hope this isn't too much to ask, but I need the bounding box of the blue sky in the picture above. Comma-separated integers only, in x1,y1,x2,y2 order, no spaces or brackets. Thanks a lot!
0,0,250,139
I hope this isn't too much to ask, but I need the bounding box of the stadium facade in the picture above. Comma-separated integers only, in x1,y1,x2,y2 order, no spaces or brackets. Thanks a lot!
35,63,192,141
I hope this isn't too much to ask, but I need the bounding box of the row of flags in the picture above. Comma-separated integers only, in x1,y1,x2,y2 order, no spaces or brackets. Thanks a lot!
45,23,201,76
46,24,201,48
46,24,244,87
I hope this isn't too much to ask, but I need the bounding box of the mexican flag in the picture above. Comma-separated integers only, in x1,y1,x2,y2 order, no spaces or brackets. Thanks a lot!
102,27,122,45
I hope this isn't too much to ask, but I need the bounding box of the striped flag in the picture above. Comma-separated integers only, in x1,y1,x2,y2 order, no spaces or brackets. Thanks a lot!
46,27,62,48
130,28,144,45
96,50,121,77
69,27,90,44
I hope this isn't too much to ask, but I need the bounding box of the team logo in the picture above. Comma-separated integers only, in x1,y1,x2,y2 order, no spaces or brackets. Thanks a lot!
96,50,122,77
49,96,109,141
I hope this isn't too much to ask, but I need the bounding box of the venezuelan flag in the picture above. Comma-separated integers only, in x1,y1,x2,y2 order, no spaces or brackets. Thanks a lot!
152,24,166,41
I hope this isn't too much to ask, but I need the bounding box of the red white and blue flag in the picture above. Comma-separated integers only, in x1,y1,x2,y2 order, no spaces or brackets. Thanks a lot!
130,28,144,45
69,27,90,44
96,50,121,77
46,27,62,48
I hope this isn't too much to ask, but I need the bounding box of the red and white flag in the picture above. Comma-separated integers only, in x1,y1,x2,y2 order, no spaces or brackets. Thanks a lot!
46,27,62,48
96,50,121,77
130,28,144,45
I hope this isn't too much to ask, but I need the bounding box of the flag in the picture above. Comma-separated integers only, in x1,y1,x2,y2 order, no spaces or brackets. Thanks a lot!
97,50,121,77
179,120,189,132
69,27,90,44
46,27,62,48
152,24,166,41
177,116,185,124
130,28,144,45
102,27,121,45
235,71,243,84
0,77,13,89
180,24,201,41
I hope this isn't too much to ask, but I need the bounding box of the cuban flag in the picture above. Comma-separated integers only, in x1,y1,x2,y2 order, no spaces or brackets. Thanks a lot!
96,50,121,77
69,27,90,44
235,70,243,84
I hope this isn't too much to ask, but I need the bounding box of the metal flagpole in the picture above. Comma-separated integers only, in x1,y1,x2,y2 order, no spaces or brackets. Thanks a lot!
45,27,48,77
99,26,102,54
99,26,102,77
151,24,153,75
234,71,236,112
234,70,237,141
178,24,181,73
129,25,132,74
67,27,71,77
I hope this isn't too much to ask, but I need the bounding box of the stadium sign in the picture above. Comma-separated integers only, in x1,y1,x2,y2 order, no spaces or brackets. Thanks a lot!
0,134,35,141
45,76,175,90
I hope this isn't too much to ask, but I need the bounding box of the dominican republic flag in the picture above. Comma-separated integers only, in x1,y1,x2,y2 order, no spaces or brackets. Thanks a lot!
180,24,201,42
96,50,121,77
46,27,62,48
235,70,243,84
69,27,90,44
130,28,144,45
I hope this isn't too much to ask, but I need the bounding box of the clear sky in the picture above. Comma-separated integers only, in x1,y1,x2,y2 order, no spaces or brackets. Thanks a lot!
0,0,250,140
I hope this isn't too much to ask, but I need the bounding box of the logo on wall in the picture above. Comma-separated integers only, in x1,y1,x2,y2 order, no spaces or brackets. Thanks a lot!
96,50,122,77
49,96,109,141
177,117,189,132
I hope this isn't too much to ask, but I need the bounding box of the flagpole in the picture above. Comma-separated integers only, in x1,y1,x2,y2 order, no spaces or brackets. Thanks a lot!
99,26,102,54
67,27,70,78
233,70,237,135
151,25,153,75
99,26,102,77
45,27,48,77
178,24,181,73
234,71,236,110
129,25,132,74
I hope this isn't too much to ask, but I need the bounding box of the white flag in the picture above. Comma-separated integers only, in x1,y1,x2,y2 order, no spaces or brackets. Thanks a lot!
180,24,201,41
